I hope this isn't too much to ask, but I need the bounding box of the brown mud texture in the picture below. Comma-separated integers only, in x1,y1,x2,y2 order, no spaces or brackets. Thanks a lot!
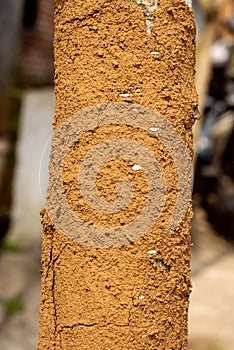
37,0,198,349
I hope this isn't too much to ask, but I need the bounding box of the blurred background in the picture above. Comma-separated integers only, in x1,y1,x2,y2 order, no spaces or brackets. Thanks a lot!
0,0,233,349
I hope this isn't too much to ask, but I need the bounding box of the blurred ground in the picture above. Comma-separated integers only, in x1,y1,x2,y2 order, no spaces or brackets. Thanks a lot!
189,206,234,350
0,88,53,350
0,88,233,350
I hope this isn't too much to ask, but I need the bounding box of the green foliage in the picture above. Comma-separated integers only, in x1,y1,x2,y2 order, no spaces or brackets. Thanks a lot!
8,87,24,100
203,345,225,350
3,297,24,314
0,238,21,251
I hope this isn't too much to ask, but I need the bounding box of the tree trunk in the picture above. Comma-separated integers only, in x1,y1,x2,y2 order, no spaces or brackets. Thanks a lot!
0,0,23,88
37,0,198,349
0,0,23,136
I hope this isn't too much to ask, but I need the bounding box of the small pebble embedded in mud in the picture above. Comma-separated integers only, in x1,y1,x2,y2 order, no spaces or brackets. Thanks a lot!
119,93,133,97
149,127,159,132
132,164,142,170
147,249,157,254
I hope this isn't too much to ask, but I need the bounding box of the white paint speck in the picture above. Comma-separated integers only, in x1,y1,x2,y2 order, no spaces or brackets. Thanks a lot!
139,295,145,300
132,164,142,171
163,87,169,91
147,250,157,254
119,93,132,98
136,88,141,93
142,334,147,338
150,51,159,55
149,127,159,132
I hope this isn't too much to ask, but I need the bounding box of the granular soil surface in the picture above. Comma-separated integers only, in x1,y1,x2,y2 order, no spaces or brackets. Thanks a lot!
38,0,198,349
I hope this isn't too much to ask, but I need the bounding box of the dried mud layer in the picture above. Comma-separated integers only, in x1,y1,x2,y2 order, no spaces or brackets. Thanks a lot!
37,0,198,349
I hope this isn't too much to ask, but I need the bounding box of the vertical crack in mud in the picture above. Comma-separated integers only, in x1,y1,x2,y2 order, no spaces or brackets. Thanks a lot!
51,243,68,338
51,260,57,335
44,241,69,343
